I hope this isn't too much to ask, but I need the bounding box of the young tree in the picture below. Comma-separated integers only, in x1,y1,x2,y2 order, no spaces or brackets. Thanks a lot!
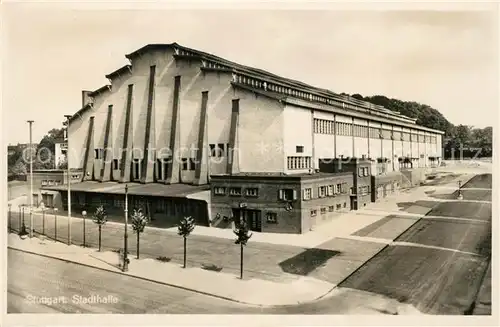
131,208,148,259
234,219,252,279
92,205,107,251
177,216,196,268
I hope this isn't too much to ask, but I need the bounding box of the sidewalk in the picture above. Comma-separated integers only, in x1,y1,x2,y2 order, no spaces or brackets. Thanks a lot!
7,233,334,307
6,172,477,307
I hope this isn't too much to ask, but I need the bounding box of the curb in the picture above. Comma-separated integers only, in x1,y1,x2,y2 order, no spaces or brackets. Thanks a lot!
312,173,478,303
7,245,265,308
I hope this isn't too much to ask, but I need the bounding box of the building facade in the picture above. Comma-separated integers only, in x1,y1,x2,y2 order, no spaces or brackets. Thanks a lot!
42,43,444,233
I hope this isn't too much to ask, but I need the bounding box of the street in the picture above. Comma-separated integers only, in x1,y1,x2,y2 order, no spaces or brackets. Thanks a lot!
7,249,248,314
337,174,492,314
6,173,492,314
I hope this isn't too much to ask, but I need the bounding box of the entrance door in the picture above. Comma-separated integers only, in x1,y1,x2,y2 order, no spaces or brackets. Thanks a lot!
233,208,262,232
350,196,356,210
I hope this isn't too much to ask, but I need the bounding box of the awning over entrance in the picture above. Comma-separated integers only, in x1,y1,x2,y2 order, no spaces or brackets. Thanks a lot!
41,181,210,198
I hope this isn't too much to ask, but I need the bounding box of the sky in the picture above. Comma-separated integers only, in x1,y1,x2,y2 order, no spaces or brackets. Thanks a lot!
2,2,498,145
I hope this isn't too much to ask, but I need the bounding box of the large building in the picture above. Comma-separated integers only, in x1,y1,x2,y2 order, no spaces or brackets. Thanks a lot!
41,42,444,233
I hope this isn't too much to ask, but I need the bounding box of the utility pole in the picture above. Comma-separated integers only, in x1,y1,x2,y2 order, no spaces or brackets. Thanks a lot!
123,184,129,272
64,115,72,245
27,120,34,238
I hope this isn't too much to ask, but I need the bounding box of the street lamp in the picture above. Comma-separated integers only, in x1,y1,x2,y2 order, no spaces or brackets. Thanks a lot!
123,184,129,272
18,204,21,232
82,210,87,247
54,207,58,242
19,204,28,239
27,120,34,238
40,201,46,235
457,180,463,200
8,204,12,233
64,114,72,246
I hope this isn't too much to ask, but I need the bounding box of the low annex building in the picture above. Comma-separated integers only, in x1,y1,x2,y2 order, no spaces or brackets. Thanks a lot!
41,42,444,233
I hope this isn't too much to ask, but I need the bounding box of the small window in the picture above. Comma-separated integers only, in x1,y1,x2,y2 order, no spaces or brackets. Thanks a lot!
310,210,317,217
336,204,342,210
279,189,297,201
95,149,100,159
189,158,196,171
209,144,216,157
328,205,335,212
229,187,242,196
343,202,347,208
214,187,226,195
318,186,327,198
303,188,312,200
327,185,334,196
181,158,189,171
113,159,119,170
320,207,327,215
217,143,225,157
296,145,304,153
336,184,342,194
245,188,259,197
358,168,363,177
266,212,278,223
363,167,369,176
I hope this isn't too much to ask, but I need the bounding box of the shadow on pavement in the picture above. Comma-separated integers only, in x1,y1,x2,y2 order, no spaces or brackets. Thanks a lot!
279,248,341,276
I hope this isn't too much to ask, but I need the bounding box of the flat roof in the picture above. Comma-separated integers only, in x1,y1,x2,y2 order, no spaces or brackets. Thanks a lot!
41,181,210,198
210,171,352,181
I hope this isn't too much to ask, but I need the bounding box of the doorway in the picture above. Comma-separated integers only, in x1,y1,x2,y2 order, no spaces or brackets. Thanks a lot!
232,208,262,232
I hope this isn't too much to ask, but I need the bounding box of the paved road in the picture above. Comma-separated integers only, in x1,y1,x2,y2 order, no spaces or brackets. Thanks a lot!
338,174,492,315
7,249,251,314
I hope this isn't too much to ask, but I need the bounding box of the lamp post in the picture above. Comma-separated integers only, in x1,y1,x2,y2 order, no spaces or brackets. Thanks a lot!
123,184,129,272
18,205,21,232
41,202,46,235
64,115,72,245
457,180,463,200
27,120,34,238
19,204,27,238
54,208,58,242
82,210,87,247
8,204,12,233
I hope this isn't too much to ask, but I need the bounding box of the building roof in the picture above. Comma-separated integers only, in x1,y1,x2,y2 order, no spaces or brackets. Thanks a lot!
41,181,210,198
88,85,111,97
73,42,444,134
105,64,132,80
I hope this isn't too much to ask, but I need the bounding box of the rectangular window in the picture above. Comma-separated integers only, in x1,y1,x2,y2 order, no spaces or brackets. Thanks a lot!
217,143,225,156
310,209,317,217
209,144,216,157
336,204,342,210
328,205,335,212
214,187,226,195
343,202,347,208
287,156,312,170
320,207,327,215
189,158,196,171
266,212,278,223
327,185,334,196
318,186,327,198
229,187,242,196
296,145,304,153
245,188,259,197
113,159,119,170
364,167,369,176
181,158,189,171
278,189,297,201
303,188,312,200
336,184,342,194
358,168,363,177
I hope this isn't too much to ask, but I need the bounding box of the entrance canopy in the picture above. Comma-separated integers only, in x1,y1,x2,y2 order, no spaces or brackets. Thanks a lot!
42,181,210,198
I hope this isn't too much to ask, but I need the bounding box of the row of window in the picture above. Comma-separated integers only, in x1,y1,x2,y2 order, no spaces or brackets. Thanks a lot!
303,182,348,200
358,167,370,177
312,119,438,143
214,187,259,197
41,180,63,186
287,156,312,170
311,202,347,216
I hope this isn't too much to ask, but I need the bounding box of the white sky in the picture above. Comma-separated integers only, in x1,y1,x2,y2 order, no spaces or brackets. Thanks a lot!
2,2,498,145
